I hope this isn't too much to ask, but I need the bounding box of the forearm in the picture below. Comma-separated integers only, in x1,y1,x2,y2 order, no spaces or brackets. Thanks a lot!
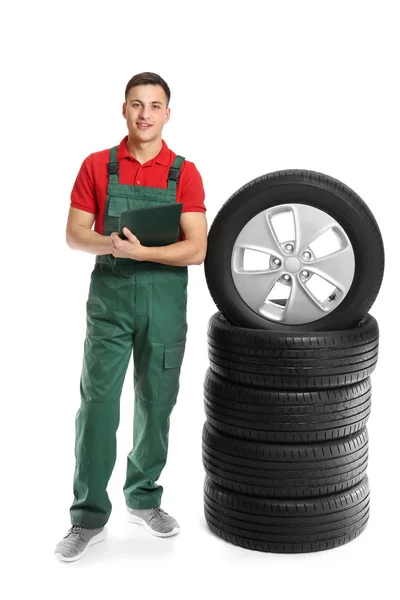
141,239,203,266
66,225,112,255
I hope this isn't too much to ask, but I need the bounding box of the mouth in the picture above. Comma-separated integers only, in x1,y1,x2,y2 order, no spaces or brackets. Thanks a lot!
136,122,153,130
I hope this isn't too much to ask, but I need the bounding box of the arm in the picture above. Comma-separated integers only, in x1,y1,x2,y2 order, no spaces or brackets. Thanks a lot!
139,163,208,266
66,207,113,255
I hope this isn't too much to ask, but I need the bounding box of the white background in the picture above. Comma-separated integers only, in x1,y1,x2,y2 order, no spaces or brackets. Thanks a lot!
2,0,399,598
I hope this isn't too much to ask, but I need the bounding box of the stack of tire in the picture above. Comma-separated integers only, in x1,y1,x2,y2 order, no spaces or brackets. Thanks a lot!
202,170,384,553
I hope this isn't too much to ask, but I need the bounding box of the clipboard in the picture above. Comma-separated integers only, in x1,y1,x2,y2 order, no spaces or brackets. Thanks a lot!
118,202,183,246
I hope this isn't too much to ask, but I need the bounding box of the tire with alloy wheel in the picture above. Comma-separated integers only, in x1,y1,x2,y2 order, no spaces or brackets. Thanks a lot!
207,311,379,389
203,368,372,443
204,474,370,553
204,170,384,331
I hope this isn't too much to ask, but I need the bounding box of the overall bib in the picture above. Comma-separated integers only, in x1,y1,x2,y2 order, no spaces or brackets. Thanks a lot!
70,146,188,529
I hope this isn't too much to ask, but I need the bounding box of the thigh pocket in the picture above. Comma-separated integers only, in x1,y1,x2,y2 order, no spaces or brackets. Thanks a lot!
158,341,186,405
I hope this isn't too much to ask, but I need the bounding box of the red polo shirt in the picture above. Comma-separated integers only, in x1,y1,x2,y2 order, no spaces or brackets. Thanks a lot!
70,136,206,240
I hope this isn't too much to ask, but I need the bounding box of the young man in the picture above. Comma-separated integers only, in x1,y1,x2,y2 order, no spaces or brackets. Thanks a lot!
54,72,207,562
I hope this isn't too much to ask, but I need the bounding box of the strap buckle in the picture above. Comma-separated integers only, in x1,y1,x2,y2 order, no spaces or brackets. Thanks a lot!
168,167,180,182
108,162,119,175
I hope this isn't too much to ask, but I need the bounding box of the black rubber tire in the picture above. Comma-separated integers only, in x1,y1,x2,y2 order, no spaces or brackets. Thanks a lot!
202,421,368,498
204,368,372,443
208,311,379,389
204,169,384,331
204,474,370,553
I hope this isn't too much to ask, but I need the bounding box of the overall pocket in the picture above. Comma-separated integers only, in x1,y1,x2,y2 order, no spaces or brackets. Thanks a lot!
158,341,186,405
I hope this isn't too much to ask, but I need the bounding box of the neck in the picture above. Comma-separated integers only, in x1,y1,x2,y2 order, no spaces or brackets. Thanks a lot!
126,135,163,165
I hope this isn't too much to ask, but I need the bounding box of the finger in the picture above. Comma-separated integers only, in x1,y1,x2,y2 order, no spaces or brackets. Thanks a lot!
123,227,137,241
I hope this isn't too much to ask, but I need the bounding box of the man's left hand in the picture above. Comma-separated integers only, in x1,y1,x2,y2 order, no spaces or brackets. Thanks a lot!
110,228,148,261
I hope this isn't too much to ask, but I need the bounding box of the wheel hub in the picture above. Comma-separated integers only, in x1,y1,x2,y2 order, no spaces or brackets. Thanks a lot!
284,257,301,273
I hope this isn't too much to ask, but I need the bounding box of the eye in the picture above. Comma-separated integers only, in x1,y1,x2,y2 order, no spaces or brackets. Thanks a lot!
152,105,160,109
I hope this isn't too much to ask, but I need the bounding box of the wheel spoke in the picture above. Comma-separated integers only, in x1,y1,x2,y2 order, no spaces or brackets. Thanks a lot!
235,210,282,255
231,270,282,311
284,278,325,323
309,245,355,290
292,204,339,253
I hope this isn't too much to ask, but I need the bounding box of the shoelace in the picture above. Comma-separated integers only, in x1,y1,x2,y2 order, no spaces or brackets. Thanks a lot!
152,507,167,516
65,525,84,540
148,507,169,524
69,525,83,533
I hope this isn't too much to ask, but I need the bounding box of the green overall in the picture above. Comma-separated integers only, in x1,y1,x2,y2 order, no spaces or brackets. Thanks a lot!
70,146,188,529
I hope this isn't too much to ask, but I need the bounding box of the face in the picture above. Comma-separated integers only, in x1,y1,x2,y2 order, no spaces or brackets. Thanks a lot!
122,84,170,142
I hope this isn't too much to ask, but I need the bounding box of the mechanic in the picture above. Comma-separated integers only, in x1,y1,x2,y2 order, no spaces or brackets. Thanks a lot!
54,72,207,562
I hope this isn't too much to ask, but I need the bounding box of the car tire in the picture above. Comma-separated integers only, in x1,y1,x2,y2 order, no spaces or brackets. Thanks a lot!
204,368,372,443
204,474,370,553
204,170,384,331
202,421,368,498
207,311,379,389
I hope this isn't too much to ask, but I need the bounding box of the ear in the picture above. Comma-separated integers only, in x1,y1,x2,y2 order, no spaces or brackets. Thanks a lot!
122,102,126,119
165,107,171,123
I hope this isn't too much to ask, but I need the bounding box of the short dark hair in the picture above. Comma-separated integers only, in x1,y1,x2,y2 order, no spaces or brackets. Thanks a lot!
125,72,171,106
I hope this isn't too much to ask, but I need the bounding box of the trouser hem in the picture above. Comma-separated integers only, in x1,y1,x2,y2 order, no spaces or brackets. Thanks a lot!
70,521,108,529
126,503,161,510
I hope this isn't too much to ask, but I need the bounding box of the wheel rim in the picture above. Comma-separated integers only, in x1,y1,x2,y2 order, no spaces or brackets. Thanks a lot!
230,203,355,325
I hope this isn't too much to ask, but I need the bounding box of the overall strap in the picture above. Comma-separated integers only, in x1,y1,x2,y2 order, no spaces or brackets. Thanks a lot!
107,146,119,183
167,155,185,191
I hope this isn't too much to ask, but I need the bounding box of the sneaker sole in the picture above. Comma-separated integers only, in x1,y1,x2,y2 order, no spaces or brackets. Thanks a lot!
54,526,108,562
127,513,180,537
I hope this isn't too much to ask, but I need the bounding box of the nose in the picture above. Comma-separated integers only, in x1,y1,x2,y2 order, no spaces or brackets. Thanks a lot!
139,105,151,120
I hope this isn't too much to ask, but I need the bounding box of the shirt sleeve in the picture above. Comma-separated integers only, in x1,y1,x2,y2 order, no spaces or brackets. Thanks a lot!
70,154,98,214
179,161,206,213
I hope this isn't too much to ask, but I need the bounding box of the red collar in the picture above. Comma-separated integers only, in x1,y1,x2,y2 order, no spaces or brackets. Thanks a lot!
116,136,170,166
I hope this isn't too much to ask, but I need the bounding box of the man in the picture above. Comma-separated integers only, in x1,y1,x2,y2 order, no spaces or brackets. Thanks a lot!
54,72,207,562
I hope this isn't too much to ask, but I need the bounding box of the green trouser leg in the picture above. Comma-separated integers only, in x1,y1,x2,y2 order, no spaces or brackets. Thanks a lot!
70,266,133,528
123,397,176,509
123,269,187,509
70,336,132,528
